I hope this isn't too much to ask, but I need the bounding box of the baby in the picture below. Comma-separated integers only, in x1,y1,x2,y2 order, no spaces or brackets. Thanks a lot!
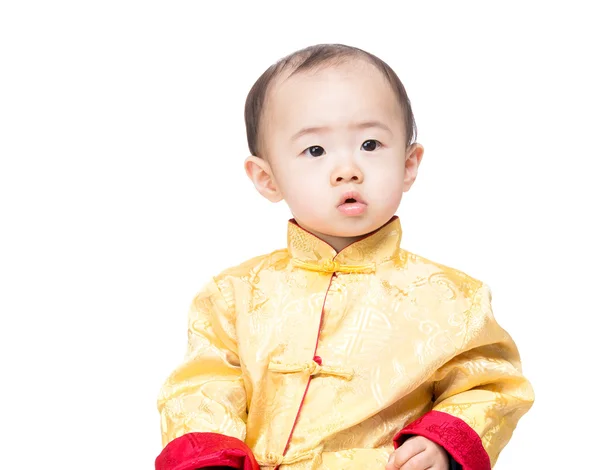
155,44,534,470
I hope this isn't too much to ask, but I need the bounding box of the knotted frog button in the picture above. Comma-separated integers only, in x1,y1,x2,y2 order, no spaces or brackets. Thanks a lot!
322,259,339,272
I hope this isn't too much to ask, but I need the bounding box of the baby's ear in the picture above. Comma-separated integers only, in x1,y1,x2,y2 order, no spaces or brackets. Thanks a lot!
403,143,425,192
244,156,283,202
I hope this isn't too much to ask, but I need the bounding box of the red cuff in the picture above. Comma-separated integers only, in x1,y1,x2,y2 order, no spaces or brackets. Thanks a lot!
393,411,491,470
155,432,259,470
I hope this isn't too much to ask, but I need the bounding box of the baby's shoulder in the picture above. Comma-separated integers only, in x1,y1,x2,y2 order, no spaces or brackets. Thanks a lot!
213,247,290,282
397,248,485,299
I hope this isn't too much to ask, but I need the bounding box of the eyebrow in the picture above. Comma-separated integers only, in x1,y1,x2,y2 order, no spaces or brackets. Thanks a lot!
290,121,393,141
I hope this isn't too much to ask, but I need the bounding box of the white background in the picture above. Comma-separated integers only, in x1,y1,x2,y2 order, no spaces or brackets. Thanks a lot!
1,1,598,468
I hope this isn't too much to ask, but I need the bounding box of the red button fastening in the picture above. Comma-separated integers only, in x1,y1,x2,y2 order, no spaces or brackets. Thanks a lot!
313,356,322,365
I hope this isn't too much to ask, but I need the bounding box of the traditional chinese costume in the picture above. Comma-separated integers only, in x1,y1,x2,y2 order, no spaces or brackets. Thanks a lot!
156,217,533,470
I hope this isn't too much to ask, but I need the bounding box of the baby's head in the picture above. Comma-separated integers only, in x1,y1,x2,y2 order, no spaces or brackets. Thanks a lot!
244,44,424,250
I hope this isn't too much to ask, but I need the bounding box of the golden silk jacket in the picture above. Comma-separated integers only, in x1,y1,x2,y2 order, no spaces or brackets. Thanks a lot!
156,217,534,470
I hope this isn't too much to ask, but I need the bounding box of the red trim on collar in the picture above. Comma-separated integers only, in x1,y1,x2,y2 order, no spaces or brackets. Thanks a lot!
289,215,399,254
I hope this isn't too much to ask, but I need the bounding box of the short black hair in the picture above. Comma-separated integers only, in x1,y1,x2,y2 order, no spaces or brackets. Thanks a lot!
244,43,417,158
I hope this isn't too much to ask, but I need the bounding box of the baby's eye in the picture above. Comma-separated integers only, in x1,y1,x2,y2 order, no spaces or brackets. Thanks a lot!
361,140,381,152
303,146,325,157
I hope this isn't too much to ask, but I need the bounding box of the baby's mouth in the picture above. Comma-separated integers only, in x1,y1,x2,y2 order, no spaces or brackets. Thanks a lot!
337,192,367,216
337,191,366,207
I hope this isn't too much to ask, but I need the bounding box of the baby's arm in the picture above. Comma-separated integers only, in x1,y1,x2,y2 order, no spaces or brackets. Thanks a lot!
393,284,534,470
155,279,259,470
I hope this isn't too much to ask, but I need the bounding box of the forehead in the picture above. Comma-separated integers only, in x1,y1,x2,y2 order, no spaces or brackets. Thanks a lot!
264,59,404,134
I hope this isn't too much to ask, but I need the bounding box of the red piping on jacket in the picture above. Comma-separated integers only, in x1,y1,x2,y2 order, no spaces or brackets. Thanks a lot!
274,272,335,470
273,219,392,469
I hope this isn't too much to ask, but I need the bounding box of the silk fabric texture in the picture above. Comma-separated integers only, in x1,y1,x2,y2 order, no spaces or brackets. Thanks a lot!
157,217,534,469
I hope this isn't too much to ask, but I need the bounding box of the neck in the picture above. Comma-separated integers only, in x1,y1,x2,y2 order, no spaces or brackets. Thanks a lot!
295,222,374,253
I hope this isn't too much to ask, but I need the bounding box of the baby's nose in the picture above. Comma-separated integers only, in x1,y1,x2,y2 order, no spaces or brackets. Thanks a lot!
331,163,364,185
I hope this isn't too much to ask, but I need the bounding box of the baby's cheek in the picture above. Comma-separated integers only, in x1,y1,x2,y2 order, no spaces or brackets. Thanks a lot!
294,181,324,208
375,183,403,211
285,184,325,222
373,166,403,192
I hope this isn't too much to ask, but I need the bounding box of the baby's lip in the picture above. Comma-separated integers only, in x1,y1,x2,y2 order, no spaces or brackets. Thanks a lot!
337,191,366,206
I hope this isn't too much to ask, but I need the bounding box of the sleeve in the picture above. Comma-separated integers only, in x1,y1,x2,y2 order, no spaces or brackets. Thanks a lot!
155,279,259,470
393,284,534,470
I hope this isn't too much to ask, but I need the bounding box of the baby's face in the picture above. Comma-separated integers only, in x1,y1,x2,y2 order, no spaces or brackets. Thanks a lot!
258,60,421,245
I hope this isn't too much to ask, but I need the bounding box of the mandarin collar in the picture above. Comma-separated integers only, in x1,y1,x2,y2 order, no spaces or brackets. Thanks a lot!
287,216,402,274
